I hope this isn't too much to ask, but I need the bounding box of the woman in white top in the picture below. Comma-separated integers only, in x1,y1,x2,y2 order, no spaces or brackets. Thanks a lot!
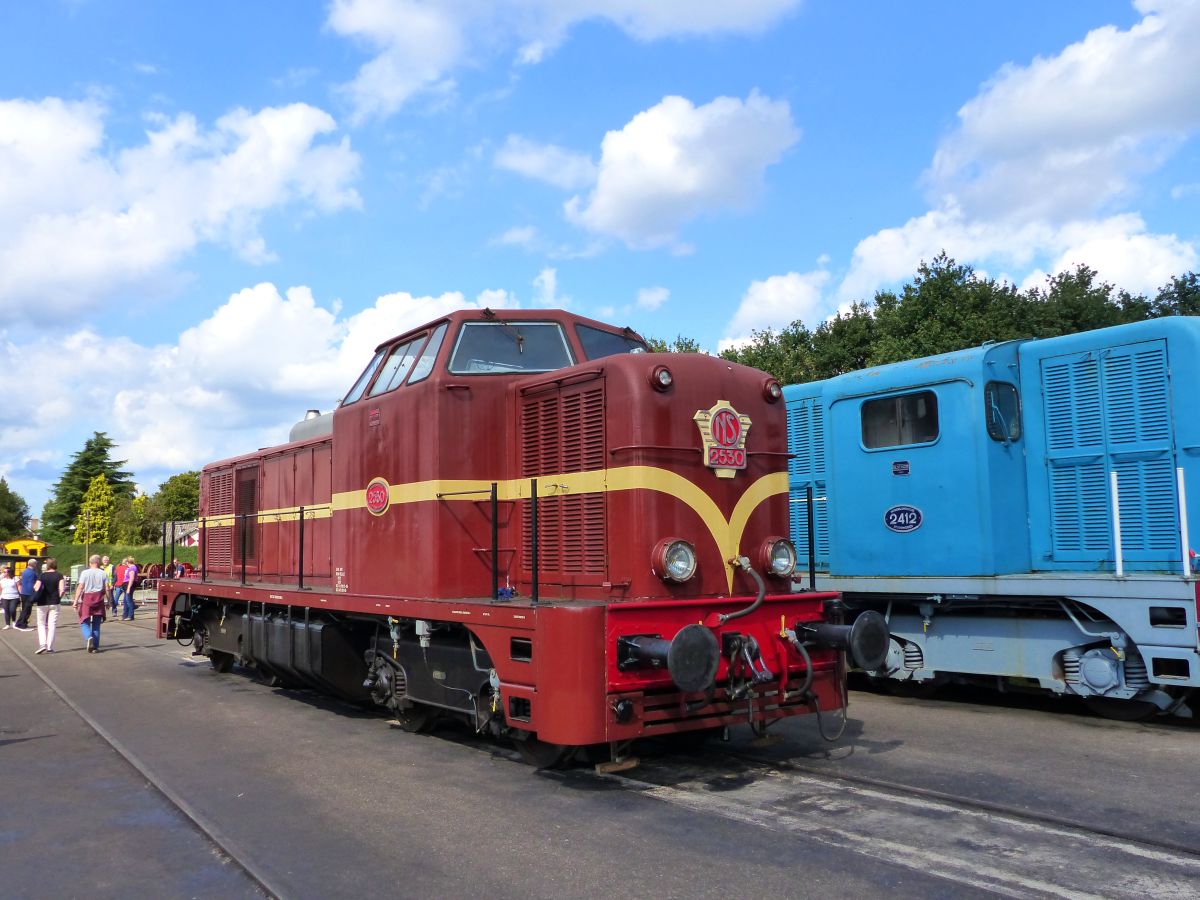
1,566,19,629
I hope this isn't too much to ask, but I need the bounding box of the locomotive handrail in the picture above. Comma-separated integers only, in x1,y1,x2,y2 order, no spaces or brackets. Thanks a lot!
609,443,701,455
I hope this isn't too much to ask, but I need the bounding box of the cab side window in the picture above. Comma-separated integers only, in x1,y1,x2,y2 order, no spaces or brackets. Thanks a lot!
368,337,423,397
861,391,939,449
984,381,1021,442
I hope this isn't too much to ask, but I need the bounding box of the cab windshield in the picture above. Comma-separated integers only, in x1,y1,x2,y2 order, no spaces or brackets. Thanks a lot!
448,322,574,374
577,324,648,360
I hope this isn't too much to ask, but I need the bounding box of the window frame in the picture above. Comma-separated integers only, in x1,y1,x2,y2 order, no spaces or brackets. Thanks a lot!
860,390,940,450
983,380,1022,443
341,348,387,407
575,323,649,360
367,334,427,398
447,321,575,375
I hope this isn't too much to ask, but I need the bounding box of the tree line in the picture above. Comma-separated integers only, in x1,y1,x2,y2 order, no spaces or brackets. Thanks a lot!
0,431,200,544
652,254,1200,385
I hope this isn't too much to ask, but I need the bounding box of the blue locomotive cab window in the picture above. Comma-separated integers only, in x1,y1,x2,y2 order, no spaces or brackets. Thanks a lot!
449,322,574,374
984,381,1021,442
861,391,939,449
341,348,386,406
576,324,648,359
368,336,423,397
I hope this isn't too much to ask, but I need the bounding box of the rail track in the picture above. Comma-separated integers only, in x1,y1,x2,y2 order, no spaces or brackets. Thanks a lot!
7,616,1199,899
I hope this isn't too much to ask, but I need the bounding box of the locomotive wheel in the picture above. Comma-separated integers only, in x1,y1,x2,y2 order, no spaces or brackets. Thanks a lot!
1083,696,1158,721
394,703,437,734
209,650,235,674
514,737,572,769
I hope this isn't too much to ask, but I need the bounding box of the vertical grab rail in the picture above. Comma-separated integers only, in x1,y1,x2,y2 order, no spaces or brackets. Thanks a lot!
530,478,539,607
1110,470,1124,578
168,522,176,581
1178,467,1191,578
240,512,249,586
298,506,306,591
200,517,207,583
807,484,816,592
490,483,499,602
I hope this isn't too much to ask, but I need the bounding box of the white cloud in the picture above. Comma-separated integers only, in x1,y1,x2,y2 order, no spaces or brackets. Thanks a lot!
0,282,520,510
636,286,669,311
532,267,568,306
839,205,1196,302
491,225,539,249
494,135,596,189
327,0,801,121
0,98,360,318
564,93,799,249
929,0,1200,222
839,1,1200,304
721,270,830,349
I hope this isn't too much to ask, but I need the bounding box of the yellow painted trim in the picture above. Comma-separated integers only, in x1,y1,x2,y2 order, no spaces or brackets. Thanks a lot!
330,466,788,591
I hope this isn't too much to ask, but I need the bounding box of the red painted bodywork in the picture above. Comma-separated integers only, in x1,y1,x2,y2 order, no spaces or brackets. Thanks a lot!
159,309,845,744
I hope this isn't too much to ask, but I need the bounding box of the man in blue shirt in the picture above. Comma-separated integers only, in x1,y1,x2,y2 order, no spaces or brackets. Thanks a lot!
15,559,39,631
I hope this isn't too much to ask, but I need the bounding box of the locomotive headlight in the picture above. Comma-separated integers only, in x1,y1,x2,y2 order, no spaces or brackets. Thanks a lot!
650,365,674,391
760,538,797,577
653,538,697,582
762,378,783,402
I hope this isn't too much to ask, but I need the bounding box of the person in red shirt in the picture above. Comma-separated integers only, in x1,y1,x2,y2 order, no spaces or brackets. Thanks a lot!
111,559,128,615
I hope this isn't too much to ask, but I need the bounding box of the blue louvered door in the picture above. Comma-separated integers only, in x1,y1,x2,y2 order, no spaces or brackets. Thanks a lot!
1041,339,1177,566
787,397,830,570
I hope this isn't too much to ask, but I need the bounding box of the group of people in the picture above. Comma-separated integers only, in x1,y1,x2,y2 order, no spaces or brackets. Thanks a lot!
0,553,143,654
1,557,65,653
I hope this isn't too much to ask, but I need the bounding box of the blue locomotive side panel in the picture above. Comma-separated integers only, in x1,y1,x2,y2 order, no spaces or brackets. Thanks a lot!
1020,319,1200,574
790,343,1029,577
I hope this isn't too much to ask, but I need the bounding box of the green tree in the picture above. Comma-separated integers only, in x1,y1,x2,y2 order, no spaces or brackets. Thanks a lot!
721,321,816,384
1152,272,1200,317
869,253,1033,365
42,432,135,541
74,473,117,544
646,335,705,353
149,471,200,523
112,493,162,544
811,302,877,378
0,477,30,540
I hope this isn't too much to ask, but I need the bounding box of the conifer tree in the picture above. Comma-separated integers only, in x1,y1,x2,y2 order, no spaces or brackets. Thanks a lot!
41,432,134,541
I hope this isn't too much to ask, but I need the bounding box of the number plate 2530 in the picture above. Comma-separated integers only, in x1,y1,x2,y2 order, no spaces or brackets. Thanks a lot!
708,447,746,468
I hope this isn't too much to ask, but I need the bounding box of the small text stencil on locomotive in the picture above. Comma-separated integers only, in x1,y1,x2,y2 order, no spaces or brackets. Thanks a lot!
694,400,751,478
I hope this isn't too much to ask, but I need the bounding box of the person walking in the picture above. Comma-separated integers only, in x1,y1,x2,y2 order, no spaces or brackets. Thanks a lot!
15,558,39,631
120,557,138,620
1,566,19,629
111,557,127,616
33,558,64,654
102,555,117,615
73,554,109,653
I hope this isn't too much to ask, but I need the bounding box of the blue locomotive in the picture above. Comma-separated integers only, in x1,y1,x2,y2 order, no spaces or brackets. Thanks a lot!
784,316,1200,718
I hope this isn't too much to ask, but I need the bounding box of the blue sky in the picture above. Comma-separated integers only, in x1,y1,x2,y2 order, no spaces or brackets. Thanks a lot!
1,0,1197,519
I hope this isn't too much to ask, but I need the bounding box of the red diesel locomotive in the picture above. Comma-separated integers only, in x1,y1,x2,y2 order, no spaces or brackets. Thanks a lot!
157,308,886,766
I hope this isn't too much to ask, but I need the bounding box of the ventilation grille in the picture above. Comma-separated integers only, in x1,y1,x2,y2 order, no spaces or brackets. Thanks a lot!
1041,339,1177,563
520,384,606,578
204,471,234,569
787,398,830,564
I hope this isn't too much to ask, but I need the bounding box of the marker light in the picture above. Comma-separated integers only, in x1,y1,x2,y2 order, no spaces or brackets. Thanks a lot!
650,365,674,391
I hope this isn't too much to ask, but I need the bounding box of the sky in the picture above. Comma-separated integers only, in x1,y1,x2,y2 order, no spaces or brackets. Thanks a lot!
2,0,1198,519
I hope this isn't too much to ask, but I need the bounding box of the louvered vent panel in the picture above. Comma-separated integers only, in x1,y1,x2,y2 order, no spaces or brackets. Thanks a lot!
205,471,234,569
1049,464,1108,552
787,398,830,566
520,384,606,580
1133,347,1170,442
1114,459,1177,551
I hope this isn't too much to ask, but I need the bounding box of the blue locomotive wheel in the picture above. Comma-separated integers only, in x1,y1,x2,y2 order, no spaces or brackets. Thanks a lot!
209,650,235,673
1082,696,1158,721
